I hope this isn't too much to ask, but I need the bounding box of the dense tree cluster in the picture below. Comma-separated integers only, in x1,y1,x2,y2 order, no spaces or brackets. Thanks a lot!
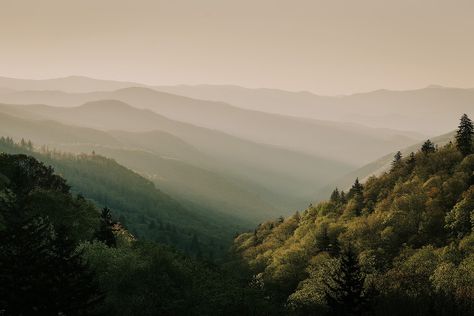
0,154,101,315
234,115,474,315
0,138,235,258
0,153,271,315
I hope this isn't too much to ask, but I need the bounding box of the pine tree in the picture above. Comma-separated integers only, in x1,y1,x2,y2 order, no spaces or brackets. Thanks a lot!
349,178,363,197
330,188,341,203
323,246,372,316
0,217,101,315
391,151,403,170
455,114,473,156
94,207,116,247
421,139,436,154
349,178,364,216
340,191,347,204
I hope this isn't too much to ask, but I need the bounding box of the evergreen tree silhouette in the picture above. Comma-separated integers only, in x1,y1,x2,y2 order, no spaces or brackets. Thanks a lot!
421,139,436,154
330,188,341,203
349,178,364,216
455,113,473,156
95,207,116,247
391,151,403,170
0,217,101,315
324,246,372,316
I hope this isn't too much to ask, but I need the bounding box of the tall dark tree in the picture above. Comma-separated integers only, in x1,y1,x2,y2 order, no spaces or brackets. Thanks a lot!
94,207,116,247
340,190,347,204
349,178,363,197
391,151,403,170
421,139,436,155
330,188,341,203
324,246,372,316
349,178,364,216
0,217,101,315
455,113,473,156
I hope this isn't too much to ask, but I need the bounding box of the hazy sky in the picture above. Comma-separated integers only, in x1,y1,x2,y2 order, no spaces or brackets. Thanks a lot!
1,0,473,95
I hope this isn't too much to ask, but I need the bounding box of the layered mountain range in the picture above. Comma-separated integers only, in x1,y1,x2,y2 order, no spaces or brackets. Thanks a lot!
0,75,471,227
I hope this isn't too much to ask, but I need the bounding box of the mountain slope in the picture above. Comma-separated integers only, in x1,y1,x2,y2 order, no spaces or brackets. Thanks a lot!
54,143,278,222
0,101,354,206
318,131,457,198
0,151,272,315
0,138,250,256
0,110,284,221
234,139,474,315
0,110,122,146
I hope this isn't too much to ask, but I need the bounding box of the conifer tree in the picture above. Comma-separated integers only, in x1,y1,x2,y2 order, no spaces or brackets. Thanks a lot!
349,178,364,216
95,207,116,247
324,246,371,316
349,178,363,197
0,217,101,315
455,113,473,156
393,151,402,163
391,151,402,169
340,191,347,204
421,139,436,154
330,188,341,203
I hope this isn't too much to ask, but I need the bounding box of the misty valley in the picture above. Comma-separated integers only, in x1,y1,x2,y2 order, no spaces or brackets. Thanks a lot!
0,75,473,315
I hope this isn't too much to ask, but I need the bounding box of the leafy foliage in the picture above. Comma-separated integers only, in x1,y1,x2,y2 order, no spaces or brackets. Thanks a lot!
0,153,102,315
234,116,474,315
0,153,271,315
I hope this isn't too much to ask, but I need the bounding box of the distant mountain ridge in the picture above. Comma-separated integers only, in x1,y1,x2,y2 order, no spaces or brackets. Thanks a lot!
0,83,424,165
0,102,356,220
0,75,147,93
155,84,474,135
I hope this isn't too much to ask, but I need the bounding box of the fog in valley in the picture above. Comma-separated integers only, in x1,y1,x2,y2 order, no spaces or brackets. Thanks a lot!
1,1,474,315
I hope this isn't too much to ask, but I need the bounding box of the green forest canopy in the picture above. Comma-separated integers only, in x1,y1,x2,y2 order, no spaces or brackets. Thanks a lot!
233,114,474,315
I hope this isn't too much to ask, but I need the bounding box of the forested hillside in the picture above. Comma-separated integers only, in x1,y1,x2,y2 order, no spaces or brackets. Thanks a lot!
2,115,473,315
233,115,474,315
0,153,268,315
0,138,246,257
